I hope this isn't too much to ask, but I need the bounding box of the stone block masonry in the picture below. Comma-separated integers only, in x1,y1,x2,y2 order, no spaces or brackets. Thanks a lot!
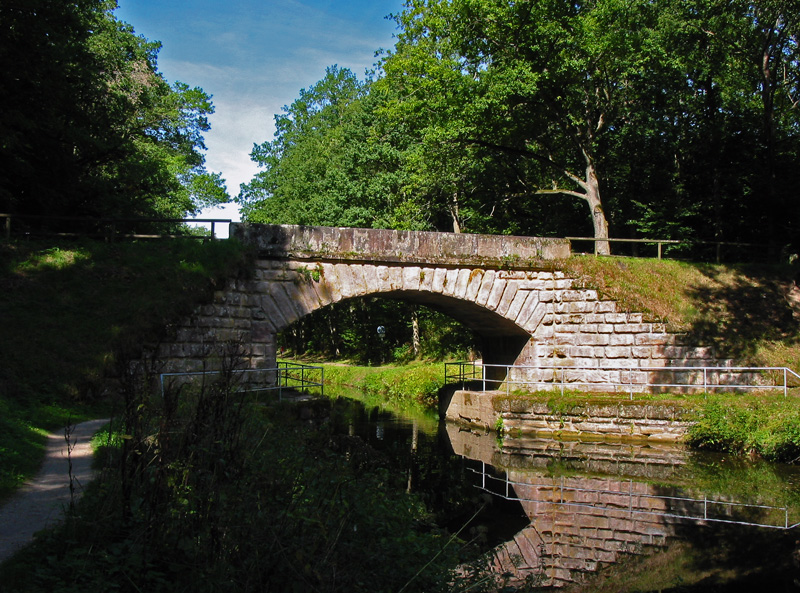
143,224,744,391
444,390,692,442
232,223,571,266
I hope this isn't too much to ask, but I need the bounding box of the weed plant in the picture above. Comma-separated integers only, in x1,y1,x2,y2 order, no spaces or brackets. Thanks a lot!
320,361,446,410
0,347,485,593
688,394,800,462
0,238,247,499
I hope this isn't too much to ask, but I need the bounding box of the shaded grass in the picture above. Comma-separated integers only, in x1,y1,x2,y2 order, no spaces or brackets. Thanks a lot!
0,238,248,499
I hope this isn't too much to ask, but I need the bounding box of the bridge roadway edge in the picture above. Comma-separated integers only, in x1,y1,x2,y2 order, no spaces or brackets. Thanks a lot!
142,224,741,400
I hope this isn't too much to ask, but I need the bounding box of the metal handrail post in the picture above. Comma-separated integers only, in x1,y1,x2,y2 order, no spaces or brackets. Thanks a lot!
629,369,633,400
785,368,788,398
482,363,486,391
629,480,633,514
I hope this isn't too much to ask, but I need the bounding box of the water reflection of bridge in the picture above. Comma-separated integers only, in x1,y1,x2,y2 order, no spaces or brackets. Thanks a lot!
446,425,800,588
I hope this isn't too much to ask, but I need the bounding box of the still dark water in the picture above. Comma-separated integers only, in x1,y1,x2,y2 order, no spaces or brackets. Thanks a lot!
321,388,800,590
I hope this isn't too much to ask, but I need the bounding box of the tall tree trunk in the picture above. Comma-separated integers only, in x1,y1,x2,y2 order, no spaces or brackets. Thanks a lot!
411,308,420,357
449,191,462,233
584,160,610,256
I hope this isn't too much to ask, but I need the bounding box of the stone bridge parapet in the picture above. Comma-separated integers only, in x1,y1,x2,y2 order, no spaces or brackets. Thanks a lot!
232,223,571,267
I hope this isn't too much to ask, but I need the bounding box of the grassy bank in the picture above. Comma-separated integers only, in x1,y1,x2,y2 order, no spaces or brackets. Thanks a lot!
687,394,800,462
319,361,447,410
564,256,800,367
0,238,248,499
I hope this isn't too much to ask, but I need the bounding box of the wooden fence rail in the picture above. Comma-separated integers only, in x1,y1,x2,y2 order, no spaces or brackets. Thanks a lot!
566,236,766,263
0,213,232,241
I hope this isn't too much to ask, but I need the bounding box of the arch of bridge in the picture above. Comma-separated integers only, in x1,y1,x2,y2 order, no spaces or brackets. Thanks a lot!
157,225,718,380
253,259,565,340
237,223,573,354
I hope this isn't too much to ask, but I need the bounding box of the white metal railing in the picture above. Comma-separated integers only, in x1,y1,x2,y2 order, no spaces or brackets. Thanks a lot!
445,362,800,398
160,362,324,401
469,462,800,530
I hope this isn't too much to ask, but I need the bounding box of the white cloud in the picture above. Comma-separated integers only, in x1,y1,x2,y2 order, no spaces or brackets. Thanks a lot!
115,0,404,228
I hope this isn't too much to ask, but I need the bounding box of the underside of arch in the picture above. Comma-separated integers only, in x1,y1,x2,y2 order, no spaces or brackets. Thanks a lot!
375,290,530,368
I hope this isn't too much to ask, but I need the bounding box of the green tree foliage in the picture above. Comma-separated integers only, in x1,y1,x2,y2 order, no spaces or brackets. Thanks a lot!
238,66,419,228
241,0,800,257
608,0,800,255
279,298,477,364
0,0,227,224
378,0,673,253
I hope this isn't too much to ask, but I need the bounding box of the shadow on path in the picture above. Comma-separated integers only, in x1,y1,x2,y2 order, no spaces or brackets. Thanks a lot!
0,418,108,564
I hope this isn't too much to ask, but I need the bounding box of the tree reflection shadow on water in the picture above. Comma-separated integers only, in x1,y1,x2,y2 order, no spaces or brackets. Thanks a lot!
445,425,800,591
324,393,799,591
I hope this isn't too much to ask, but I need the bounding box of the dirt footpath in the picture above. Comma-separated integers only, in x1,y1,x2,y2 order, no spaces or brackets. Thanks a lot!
0,418,108,564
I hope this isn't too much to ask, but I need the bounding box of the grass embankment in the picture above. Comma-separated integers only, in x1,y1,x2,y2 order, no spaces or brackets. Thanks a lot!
320,361,446,410
564,256,800,368
559,256,800,461
0,239,248,500
686,394,800,462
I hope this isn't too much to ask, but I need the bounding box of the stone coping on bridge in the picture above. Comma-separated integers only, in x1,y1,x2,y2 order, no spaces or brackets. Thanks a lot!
231,223,571,268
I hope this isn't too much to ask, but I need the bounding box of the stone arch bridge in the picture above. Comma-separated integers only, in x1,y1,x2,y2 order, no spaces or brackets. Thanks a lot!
154,224,718,388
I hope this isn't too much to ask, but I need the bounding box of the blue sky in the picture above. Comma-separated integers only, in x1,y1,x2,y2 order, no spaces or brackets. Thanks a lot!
114,0,405,224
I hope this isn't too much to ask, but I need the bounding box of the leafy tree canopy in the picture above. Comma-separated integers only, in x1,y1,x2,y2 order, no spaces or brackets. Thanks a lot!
0,0,228,224
240,0,800,257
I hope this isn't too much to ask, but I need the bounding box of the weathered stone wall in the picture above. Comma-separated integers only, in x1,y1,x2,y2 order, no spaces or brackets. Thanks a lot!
232,223,571,266
499,400,691,443
148,275,274,374
444,391,692,442
507,272,748,389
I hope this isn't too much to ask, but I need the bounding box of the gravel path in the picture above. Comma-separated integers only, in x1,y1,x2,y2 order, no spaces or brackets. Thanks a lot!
0,418,108,564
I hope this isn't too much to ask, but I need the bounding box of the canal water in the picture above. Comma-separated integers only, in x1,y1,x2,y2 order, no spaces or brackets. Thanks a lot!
321,388,800,590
